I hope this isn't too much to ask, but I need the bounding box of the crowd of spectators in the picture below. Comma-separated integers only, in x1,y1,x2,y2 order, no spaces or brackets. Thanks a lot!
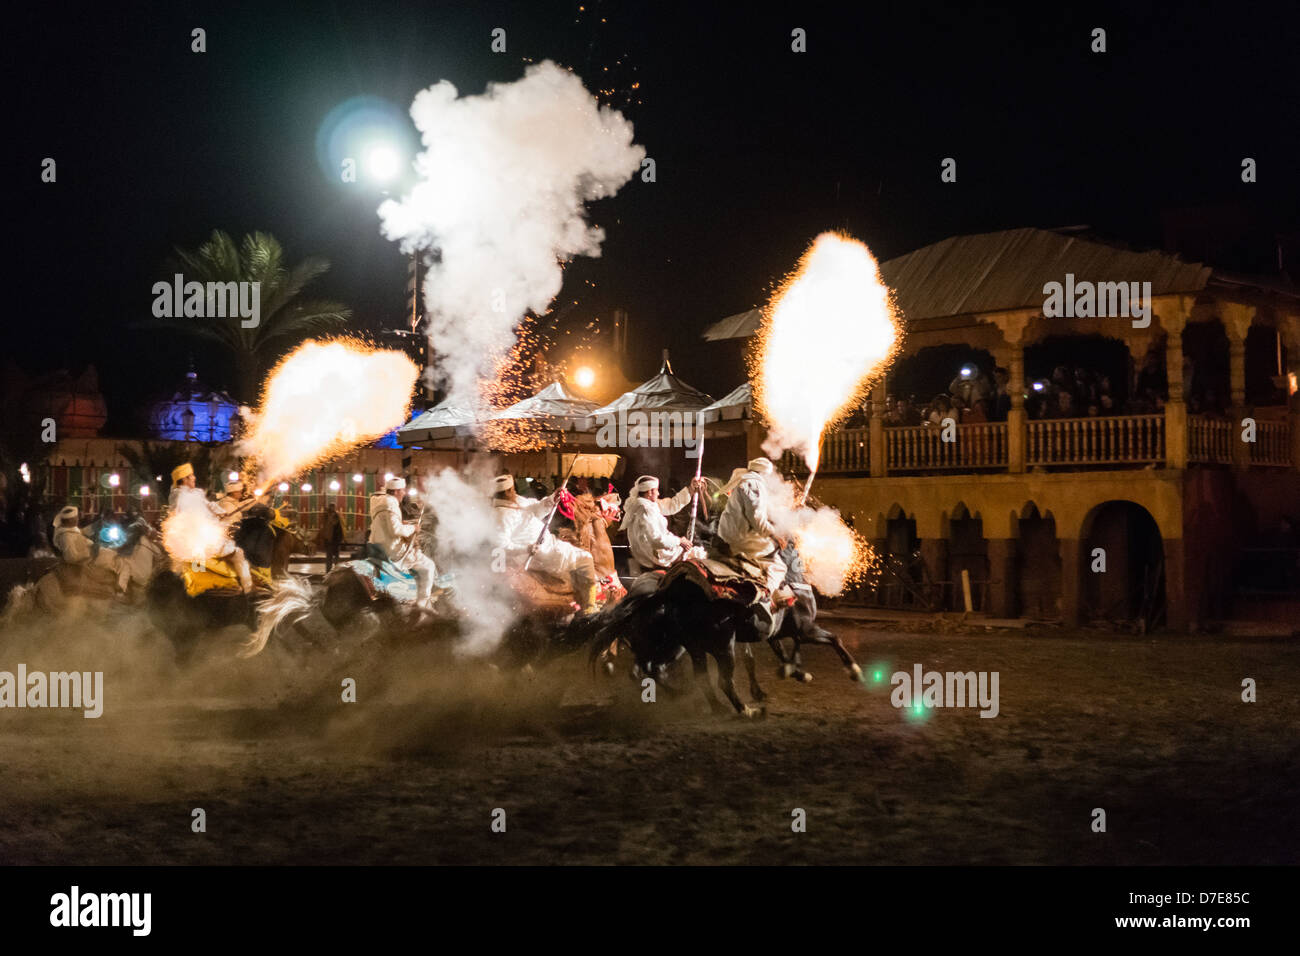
870,355,1201,428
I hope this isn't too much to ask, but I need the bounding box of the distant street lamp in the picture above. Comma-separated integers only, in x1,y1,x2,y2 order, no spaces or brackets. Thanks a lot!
181,407,195,441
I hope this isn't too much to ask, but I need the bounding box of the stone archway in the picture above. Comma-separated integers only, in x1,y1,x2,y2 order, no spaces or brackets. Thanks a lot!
1080,500,1165,628
947,501,988,611
1017,502,1060,619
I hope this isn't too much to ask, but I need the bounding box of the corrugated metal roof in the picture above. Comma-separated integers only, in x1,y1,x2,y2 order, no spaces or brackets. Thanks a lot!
702,228,1223,339
881,227,1213,322
702,308,762,341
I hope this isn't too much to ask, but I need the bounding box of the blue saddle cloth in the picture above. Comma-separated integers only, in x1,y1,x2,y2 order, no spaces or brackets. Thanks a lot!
342,544,455,604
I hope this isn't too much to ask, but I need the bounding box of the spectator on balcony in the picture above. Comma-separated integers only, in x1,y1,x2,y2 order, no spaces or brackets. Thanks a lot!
963,398,991,423
992,367,1011,421
897,396,922,426
925,394,955,426
1136,349,1166,399
1049,389,1076,419
949,367,992,409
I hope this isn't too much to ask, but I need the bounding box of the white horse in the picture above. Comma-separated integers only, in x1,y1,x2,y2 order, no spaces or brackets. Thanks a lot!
2,517,169,621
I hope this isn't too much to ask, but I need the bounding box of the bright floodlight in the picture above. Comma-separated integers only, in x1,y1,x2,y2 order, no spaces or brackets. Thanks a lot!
140,485,151,497
365,144,401,183
108,473,121,487
278,482,290,492
228,471,240,482
574,366,596,389
329,479,341,491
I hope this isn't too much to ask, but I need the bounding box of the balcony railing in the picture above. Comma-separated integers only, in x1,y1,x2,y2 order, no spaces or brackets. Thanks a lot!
785,411,1294,475
819,426,871,472
1027,414,1164,466
1252,420,1291,466
1189,416,1233,463
886,422,1007,470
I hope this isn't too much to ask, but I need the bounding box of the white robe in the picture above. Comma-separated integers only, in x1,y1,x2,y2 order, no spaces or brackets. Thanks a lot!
368,493,436,599
620,485,692,572
53,526,93,565
717,472,786,593
494,497,591,577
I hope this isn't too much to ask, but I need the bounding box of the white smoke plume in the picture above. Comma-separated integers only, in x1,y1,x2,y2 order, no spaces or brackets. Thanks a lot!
419,464,516,656
378,61,645,408
760,471,869,596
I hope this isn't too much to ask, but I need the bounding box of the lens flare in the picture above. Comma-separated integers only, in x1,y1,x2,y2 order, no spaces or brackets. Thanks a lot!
241,339,418,482
755,232,901,472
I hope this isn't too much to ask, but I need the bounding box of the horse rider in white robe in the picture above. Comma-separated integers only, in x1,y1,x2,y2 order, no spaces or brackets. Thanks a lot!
715,456,788,597
619,474,707,574
492,473,599,613
52,505,93,566
168,462,253,593
368,476,438,606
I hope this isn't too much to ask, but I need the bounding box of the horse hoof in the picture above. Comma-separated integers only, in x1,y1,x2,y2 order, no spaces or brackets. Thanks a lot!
797,671,814,683
602,660,615,677
779,663,795,679
740,705,763,719
849,663,863,682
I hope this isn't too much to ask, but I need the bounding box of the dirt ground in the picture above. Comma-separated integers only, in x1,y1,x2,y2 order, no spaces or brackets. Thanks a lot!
1,608,1297,865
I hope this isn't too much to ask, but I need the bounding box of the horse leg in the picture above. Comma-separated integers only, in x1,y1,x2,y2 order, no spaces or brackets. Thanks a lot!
714,640,762,718
690,647,729,714
767,635,799,679
741,643,766,701
798,627,864,682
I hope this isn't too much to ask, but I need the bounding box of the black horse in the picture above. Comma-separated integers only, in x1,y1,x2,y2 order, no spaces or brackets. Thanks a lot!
590,541,864,716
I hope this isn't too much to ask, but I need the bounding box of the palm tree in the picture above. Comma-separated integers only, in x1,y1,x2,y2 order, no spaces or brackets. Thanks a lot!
136,231,351,401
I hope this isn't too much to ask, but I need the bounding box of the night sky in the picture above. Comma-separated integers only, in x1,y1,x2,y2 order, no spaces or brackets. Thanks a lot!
13,0,1299,432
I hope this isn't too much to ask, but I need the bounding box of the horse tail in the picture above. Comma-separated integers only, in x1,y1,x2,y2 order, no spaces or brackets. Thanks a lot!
585,583,664,672
239,577,317,658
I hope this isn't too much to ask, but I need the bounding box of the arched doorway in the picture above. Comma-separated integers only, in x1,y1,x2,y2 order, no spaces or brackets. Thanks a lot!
1081,501,1165,629
1017,503,1060,619
947,503,988,611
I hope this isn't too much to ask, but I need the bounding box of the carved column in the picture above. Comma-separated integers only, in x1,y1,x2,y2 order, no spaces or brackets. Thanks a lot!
1160,296,1191,470
1221,302,1257,471
987,311,1032,474
869,382,886,477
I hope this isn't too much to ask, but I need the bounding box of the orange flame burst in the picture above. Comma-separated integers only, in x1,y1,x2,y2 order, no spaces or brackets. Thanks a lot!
242,339,419,481
754,232,902,472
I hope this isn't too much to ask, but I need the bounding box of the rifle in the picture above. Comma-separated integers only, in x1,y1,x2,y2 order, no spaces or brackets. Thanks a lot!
523,448,581,571
686,411,706,545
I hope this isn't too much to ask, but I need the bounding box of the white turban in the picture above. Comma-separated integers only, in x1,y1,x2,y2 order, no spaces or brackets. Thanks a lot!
747,457,774,475
54,505,79,529
225,479,244,492
493,474,514,492
385,477,406,491
631,475,659,497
